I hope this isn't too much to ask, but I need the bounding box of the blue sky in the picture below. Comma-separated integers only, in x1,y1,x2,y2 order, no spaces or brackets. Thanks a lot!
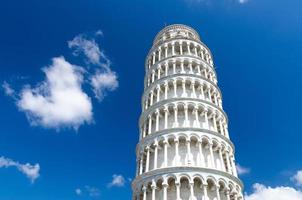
0,0,302,199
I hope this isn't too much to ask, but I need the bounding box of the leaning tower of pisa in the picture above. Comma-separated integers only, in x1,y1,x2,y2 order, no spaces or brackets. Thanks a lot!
132,24,244,200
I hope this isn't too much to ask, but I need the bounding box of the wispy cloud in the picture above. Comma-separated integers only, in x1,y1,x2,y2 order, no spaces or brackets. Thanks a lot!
0,156,40,183
75,186,101,198
236,164,250,175
17,57,93,130
68,31,118,101
2,81,15,97
108,174,126,187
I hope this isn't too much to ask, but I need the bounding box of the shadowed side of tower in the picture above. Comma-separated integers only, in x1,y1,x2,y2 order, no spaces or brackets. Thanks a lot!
132,24,244,200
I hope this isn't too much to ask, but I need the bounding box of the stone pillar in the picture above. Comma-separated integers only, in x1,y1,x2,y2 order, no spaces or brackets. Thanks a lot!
172,42,175,56
151,181,156,200
156,86,161,102
190,182,195,200
164,139,168,167
173,105,179,127
213,114,218,132
148,115,152,134
176,182,181,200
194,106,200,127
181,60,185,73
154,141,158,169
191,81,196,98
180,42,183,55
152,52,156,64
189,62,193,74
163,182,168,200
182,80,187,97
146,146,150,172
198,140,205,167
158,48,162,61
219,146,224,170
155,109,160,132
139,153,143,174
164,81,168,100
225,150,232,174
209,142,215,168
165,62,168,76
174,139,180,165
173,80,177,98
203,184,209,200
164,106,169,129
186,139,192,165
184,104,190,127
204,110,209,129
216,185,221,200
142,186,147,200
187,42,191,55
150,91,154,105
165,45,168,58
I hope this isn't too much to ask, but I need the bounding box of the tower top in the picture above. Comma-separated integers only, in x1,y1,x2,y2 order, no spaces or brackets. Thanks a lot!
153,24,201,47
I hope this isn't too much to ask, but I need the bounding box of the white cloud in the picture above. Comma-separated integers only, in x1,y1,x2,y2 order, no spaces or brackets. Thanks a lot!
17,56,93,130
91,71,118,101
2,81,15,97
0,156,40,183
291,170,302,187
238,0,248,4
75,188,82,195
236,164,250,175
108,174,126,187
245,183,302,200
68,35,101,65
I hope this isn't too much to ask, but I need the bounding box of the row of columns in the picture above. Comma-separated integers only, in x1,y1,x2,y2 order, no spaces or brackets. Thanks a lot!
146,60,217,87
144,80,222,110
136,179,243,200
141,105,228,138
147,40,213,70
137,139,237,177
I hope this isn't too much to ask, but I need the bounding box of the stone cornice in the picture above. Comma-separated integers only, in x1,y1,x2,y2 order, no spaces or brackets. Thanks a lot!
144,55,217,83
132,166,244,190
139,97,228,125
142,73,221,103
136,127,235,154
145,38,214,68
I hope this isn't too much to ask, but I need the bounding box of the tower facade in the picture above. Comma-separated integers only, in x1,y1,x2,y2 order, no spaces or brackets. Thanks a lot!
132,24,244,200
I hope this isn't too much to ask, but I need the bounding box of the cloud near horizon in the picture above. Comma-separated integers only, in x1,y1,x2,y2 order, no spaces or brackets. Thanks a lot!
0,156,40,183
245,169,302,200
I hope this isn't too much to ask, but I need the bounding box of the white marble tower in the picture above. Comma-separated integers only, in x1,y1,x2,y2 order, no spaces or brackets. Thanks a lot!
132,24,244,200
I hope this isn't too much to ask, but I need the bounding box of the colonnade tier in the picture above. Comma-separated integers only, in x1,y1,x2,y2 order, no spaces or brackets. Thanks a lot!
142,75,223,111
146,38,214,72
139,100,229,139
135,132,237,177
133,169,243,200
144,55,217,88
